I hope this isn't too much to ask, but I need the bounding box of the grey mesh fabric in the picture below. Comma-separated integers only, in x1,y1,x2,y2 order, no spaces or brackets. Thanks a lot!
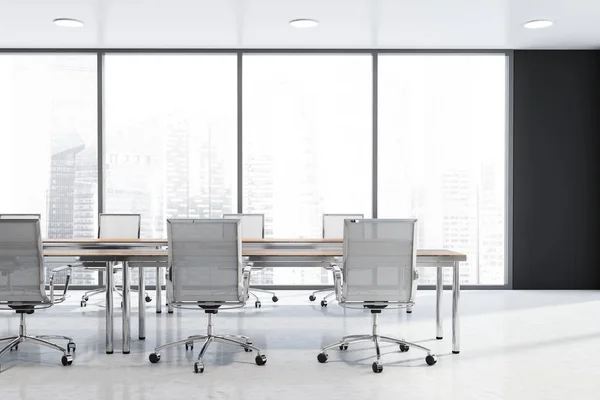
168,219,243,303
0,219,49,304
223,214,264,239
341,219,418,304
98,214,141,239
323,214,364,239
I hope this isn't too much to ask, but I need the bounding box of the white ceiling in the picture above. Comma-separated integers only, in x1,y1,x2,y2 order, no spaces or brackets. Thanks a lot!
0,0,599,49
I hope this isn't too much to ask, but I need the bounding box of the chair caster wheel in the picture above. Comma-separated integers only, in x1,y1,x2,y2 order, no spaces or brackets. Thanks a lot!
80,301,86,307
309,295,316,302
61,355,73,366
425,354,437,366
339,344,348,350
272,296,278,302
11,344,18,351
83,296,89,301
320,300,327,307
399,344,410,352
149,353,161,363
255,354,267,366
372,361,383,373
67,342,76,353
145,296,152,303
317,352,328,363
194,362,204,373
255,301,261,308
185,342,194,351
244,346,252,352
406,309,412,314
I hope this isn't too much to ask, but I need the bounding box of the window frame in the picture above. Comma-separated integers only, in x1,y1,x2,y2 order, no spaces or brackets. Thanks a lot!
0,48,512,290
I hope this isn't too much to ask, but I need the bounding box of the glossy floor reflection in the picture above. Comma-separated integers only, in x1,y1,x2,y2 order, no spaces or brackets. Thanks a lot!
2,290,600,400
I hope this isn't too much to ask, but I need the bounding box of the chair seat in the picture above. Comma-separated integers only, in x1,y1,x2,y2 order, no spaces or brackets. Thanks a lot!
8,304,36,314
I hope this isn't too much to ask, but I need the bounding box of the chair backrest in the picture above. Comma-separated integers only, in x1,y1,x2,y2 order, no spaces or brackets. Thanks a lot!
223,214,264,239
0,214,41,220
98,214,141,239
0,219,49,303
323,214,364,239
342,219,418,303
168,219,242,303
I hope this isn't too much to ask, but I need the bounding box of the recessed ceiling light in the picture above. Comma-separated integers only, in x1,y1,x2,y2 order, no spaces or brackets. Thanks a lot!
523,19,553,29
53,18,84,28
289,19,319,28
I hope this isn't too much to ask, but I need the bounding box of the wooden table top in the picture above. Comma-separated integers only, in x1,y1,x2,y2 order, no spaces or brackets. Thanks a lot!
43,238,343,244
43,248,466,259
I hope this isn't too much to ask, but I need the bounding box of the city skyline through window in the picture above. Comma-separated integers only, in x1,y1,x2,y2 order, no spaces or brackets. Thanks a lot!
0,52,508,287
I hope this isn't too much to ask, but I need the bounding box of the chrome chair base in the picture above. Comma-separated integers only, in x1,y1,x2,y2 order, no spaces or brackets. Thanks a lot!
248,288,279,308
0,314,75,368
149,312,267,373
309,288,335,307
317,312,436,373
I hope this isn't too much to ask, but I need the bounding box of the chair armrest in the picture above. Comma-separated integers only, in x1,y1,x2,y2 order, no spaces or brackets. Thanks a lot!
241,265,253,300
331,263,343,300
49,265,73,304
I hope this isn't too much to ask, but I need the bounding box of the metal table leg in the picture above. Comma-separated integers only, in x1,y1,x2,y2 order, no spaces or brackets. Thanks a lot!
156,265,162,314
139,267,146,340
452,261,460,354
436,267,443,339
122,261,131,354
105,261,114,354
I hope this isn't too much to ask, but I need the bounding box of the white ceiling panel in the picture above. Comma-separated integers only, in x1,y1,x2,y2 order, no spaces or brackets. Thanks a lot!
0,0,598,49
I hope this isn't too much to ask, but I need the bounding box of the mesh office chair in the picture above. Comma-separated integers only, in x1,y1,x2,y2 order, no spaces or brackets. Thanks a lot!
308,213,364,307
0,219,76,368
80,214,151,307
223,213,278,308
149,219,267,374
316,219,437,373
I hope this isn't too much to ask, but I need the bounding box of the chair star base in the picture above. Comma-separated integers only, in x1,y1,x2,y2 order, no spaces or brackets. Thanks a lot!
149,312,267,373
0,313,75,369
317,312,437,373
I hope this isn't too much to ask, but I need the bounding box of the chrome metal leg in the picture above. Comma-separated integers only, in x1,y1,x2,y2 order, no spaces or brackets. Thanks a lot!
155,337,207,353
197,337,213,361
83,287,105,300
436,267,443,339
24,336,67,354
223,334,250,342
122,262,131,354
0,337,21,359
35,335,73,343
452,261,460,354
156,265,162,314
139,266,146,340
341,334,371,341
323,291,335,300
378,335,433,354
322,337,372,352
374,335,381,361
249,291,259,301
250,288,275,297
0,336,18,342
311,287,334,296
105,261,114,354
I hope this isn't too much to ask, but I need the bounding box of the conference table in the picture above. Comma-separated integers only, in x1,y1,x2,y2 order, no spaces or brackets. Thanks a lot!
43,239,466,356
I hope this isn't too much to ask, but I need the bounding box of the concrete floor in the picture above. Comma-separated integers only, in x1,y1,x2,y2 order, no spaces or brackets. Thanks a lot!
1,290,600,400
